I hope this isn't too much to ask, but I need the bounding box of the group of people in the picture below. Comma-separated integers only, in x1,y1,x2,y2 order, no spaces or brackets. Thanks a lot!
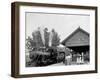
64,52,85,65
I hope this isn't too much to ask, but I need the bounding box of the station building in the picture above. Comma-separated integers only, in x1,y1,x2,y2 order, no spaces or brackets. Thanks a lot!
61,27,89,64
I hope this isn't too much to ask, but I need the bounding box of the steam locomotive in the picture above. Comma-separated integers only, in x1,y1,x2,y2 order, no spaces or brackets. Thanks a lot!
28,47,65,66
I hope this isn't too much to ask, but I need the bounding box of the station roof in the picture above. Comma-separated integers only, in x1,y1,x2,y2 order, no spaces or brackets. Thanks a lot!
61,27,89,47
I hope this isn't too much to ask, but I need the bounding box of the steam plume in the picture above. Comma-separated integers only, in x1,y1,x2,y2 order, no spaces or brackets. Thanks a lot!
38,27,45,46
49,31,53,46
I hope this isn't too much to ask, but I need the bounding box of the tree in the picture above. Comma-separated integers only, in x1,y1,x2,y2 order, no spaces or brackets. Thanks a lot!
34,28,44,47
51,29,60,47
26,27,44,51
44,28,49,47
26,27,60,52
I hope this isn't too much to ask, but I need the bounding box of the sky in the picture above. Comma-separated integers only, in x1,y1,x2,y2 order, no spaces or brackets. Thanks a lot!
26,12,90,42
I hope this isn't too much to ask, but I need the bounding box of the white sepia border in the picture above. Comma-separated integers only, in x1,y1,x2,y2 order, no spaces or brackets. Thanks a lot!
19,6,95,74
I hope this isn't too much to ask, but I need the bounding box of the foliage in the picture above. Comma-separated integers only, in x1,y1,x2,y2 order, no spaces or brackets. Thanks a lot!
26,27,60,51
44,28,49,47
51,29,60,47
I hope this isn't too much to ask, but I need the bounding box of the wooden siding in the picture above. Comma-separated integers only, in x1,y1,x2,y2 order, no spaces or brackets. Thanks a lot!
65,29,89,47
